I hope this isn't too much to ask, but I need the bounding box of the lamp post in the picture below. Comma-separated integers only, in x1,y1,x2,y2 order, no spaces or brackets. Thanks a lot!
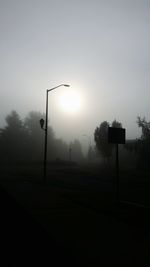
40,84,70,183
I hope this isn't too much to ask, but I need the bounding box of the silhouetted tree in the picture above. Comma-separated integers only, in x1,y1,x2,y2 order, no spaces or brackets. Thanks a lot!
136,116,150,169
0,110,84,164
94,121,112,163
24,111,56,161
137,116,150,140
24,111,44,161
0,111,27,161
94,119,122,163
124,116,150,169
112,119,122,128
0,110,57,162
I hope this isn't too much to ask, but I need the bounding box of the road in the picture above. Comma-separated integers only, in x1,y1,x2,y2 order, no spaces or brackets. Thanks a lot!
0,175,149,266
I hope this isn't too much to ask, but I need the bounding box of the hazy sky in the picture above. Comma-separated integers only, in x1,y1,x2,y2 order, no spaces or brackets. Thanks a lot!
1,0,150,148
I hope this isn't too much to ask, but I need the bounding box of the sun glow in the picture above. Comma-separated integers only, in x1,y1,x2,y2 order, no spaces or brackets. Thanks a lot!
58,90,82,114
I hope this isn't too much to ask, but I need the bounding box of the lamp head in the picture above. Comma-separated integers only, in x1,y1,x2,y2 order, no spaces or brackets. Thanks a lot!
63,84,70,87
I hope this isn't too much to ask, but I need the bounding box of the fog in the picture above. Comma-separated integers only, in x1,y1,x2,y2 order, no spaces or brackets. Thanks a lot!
1,0,150,148
1,2,150,265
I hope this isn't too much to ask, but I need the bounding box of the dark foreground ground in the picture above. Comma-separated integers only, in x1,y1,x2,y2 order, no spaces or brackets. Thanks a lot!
0,162,149,266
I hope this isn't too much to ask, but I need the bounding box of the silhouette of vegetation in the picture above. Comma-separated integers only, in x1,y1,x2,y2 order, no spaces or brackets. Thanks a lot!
111,119,122,129
24,111,55,161
94,121,112,162
94,119,122,163
124,116,150,169
0,110,84,163
137,116,150,138
0,111,27,162
136,116,150,169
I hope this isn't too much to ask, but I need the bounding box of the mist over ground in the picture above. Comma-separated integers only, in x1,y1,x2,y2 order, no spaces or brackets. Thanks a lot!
0,1,150,266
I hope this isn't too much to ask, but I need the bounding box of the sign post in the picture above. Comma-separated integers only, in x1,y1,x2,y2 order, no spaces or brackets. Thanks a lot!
116,143,119,202
108,127,126,203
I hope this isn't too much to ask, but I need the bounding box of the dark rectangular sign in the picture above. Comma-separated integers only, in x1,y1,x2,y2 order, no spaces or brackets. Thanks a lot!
108,127,126,144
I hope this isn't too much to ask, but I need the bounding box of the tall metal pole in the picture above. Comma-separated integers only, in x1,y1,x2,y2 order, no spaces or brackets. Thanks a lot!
42,84,70,183
116,143,119,203
44,89,48,183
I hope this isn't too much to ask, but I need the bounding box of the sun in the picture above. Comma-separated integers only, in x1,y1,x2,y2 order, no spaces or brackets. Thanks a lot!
58,90,82,114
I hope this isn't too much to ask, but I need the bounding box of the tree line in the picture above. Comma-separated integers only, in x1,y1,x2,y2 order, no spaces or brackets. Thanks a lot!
1,110,150,169
0,110,84,163
94,117,150,169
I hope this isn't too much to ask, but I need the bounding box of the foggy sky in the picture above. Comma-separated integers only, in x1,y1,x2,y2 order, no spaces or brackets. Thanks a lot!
1,0,150,149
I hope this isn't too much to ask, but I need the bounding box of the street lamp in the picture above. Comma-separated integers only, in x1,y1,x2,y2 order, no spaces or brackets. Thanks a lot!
40,84,70,183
